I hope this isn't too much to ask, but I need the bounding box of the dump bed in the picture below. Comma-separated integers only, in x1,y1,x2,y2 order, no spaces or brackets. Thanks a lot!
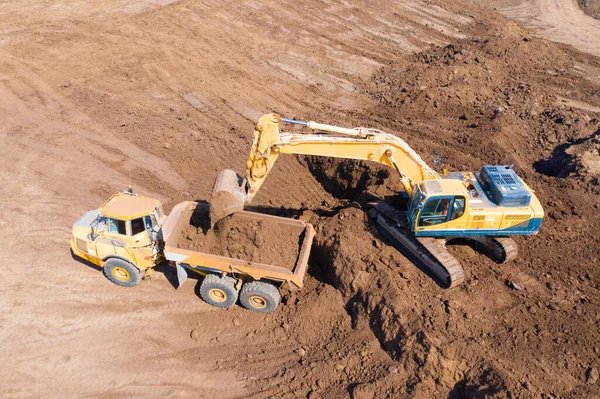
161,201,315,290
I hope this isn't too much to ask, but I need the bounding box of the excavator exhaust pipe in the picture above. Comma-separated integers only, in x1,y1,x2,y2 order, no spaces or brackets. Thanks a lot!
209,169,248,226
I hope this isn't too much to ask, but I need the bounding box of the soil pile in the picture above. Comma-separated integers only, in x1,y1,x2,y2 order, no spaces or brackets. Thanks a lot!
178,208,302,269
536,129,600,183
313,206,529,397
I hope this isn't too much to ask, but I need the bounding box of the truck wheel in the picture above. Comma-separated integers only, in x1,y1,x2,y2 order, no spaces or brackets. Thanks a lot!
199,274,239,308
240,281,281,313
103,258,142,287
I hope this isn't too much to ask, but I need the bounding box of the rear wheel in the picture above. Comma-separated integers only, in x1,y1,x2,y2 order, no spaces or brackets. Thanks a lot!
199,274,239,308
103,258,142,287
240,281,281,313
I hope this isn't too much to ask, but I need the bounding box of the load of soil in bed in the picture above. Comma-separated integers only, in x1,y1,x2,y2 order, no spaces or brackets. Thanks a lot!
177,207,303,269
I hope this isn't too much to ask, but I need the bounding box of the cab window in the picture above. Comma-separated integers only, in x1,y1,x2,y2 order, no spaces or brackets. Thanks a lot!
450,197,466,220
144,215,153,230
108,218,127,235
418,198,450,226
131,218,146,236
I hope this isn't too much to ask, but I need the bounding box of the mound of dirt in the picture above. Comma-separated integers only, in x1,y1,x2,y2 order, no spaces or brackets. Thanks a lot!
178,209,302,269
312,206,525,397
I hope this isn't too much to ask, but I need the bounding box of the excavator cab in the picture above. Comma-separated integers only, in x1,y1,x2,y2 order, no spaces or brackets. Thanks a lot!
407,180,470,235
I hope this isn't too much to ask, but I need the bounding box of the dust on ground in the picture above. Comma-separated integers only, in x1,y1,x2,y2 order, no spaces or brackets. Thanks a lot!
178,206,302,269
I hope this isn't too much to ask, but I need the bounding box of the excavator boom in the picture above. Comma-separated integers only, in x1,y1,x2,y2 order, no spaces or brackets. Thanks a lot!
246,114,439,198
210,113,440,224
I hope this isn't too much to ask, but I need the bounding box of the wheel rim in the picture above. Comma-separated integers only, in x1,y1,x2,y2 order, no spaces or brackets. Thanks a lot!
209,288,227,303
112,266,130,281
249,295,267,309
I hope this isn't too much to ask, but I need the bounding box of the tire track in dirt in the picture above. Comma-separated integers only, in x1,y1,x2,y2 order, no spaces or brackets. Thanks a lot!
501,0,600,57
1,55,187,191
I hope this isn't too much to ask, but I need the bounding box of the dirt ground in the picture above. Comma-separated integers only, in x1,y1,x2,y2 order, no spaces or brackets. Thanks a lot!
499,0,600,57
1,0,600,398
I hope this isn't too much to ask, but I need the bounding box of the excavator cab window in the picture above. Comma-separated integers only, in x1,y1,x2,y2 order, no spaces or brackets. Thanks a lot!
418,196,466,227
450,197,466,220
418,197,451,226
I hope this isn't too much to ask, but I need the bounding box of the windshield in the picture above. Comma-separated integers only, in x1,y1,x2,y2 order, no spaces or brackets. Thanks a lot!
408,186,424,225
90,215,108,240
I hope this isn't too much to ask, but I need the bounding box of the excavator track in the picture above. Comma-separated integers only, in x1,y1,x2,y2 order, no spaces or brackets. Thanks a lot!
489,237,518,264
367,202,465,288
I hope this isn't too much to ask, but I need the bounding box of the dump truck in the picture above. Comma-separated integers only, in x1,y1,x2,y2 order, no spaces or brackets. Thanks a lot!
70,190,314,313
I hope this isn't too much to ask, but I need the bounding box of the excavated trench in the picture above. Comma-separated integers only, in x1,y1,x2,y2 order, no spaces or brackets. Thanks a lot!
304,156,396,201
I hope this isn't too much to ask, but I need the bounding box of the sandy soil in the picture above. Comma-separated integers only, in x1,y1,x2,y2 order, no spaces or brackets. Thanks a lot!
1,0,600,398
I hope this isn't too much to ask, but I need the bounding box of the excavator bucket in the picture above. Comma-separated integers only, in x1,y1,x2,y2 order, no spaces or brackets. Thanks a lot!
209,169,248,226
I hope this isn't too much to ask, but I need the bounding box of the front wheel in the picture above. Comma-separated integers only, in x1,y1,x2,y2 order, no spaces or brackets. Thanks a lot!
199,274,239,308
240,281,281,313
103,258,142,287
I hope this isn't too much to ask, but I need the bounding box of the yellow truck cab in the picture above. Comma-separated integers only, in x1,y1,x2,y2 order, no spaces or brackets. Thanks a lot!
70,191,166,286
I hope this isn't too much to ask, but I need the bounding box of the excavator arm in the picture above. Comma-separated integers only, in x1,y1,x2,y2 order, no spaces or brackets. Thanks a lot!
246,113,439,199
209,113,439,224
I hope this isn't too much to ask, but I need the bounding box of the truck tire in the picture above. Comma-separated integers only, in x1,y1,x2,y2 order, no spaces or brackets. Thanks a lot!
103,258,142,287
240,281,281,313
199,274,239,308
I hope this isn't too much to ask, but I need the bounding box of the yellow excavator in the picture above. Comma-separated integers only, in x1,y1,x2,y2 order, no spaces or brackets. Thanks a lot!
211,113,544,288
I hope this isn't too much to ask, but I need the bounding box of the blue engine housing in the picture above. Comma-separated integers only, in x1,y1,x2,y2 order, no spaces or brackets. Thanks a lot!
478,165,532,207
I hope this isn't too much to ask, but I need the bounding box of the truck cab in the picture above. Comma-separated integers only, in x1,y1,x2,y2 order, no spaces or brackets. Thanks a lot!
70,191,166,286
